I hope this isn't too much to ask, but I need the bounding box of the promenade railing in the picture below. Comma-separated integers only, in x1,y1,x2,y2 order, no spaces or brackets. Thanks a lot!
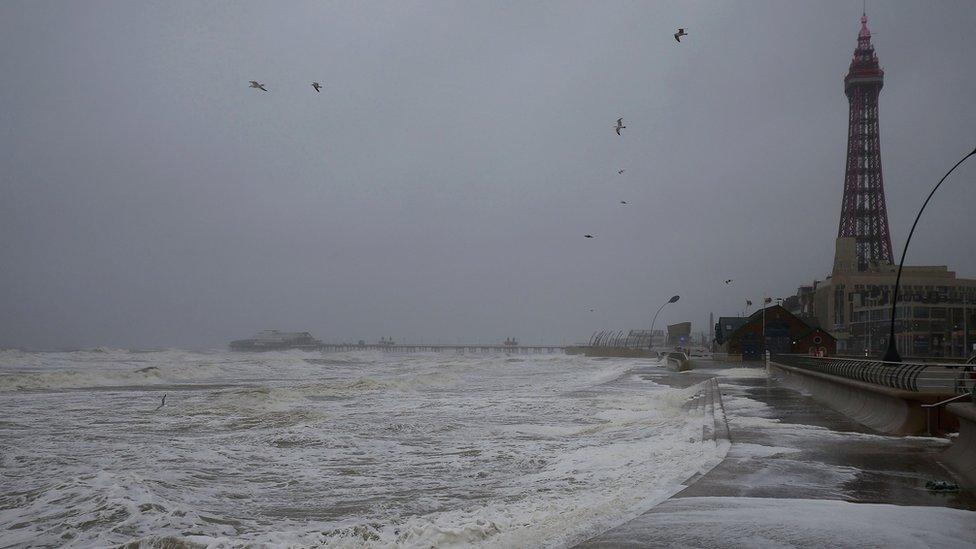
771,354,976,395
587,330,653,349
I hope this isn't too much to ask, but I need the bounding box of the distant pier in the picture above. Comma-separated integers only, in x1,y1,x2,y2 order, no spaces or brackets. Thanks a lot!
316,343,565,354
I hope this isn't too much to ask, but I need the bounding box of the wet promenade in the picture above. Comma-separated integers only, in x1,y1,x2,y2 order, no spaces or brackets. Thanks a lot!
577,361,976,548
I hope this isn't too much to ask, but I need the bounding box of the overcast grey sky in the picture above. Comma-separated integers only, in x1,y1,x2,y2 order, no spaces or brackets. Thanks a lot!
1,1,974,349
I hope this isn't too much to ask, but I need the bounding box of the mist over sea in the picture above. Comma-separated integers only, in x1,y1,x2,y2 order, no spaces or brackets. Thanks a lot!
0,349,715,547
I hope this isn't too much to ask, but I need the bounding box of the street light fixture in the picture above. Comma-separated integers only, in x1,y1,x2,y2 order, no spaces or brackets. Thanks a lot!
883,147,976,363
649,295,680,350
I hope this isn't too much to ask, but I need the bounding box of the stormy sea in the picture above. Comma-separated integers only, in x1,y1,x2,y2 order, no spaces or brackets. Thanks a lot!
0,349,719,547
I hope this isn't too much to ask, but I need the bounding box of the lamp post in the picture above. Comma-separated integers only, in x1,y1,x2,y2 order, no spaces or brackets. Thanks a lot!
649,295,680,349
883,147,976,363
963,297,970,359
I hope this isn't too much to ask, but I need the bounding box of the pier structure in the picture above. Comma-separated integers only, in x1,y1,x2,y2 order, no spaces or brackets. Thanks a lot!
316,343,564,354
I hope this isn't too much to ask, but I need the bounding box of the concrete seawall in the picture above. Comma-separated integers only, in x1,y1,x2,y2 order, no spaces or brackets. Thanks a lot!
944,403,976,489
664,352,692,372
577,374,731,549
564,346,657,358
768,360,955,435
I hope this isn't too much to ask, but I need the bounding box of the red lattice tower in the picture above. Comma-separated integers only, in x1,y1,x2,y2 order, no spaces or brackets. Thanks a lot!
838,13,893,271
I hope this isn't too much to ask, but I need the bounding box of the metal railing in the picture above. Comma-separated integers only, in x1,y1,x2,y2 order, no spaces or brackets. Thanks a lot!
921,393,974,435
771,354,976,395
587,330,654,349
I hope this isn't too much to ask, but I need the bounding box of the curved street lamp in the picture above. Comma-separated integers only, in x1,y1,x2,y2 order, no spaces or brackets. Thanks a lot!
883,147,976,363
649,295,680,349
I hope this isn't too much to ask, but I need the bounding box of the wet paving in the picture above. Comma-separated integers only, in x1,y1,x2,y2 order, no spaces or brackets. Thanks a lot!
577,360,976,548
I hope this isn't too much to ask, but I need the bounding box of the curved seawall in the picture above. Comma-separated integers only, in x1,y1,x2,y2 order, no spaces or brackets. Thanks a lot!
943,403,976,489
665,352,692,372
768,360,953,435
575,376,731,548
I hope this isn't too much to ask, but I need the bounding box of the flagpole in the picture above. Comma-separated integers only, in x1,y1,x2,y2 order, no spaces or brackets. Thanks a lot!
762,294,766,355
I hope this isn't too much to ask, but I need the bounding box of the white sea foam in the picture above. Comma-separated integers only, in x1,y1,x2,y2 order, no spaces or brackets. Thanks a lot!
0,350,720,547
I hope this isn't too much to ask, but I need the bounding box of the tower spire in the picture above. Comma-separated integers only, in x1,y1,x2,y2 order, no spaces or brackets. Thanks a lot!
837,13,893,271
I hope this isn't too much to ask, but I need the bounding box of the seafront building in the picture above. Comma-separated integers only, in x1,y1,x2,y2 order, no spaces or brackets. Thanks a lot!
714,305,835,361
666,322,692,346
782,15,976,359
789,241,976,358
713,317,747,348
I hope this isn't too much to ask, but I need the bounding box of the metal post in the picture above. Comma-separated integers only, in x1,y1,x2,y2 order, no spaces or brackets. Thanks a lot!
649,295,680,350
866,306,872,356
964,298,969,359
762,296,766,355
883,147,976,363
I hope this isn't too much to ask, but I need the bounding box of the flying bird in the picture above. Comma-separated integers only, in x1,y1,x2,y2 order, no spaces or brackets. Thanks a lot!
589,308,595,312
584,234,595,239
617,169,625,175
154,394,167,411
614,117,626,136
620,201,628,205
311,82,322,92
725,279,733,285
249,81,268,92
674,28,688,42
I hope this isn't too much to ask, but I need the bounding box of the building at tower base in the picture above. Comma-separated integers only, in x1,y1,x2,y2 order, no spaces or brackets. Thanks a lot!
790,237,976,359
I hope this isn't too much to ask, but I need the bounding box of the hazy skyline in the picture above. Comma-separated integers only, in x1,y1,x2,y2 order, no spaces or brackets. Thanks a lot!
2,1,975,349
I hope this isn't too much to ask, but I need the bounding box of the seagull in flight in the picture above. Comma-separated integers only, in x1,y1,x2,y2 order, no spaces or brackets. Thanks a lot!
617,169,625,175
154,394,167,411
584,234,595,239
614,117,626,136
249,81,268,92
620,201,628,205
674,28,688,42
311,82,322,92
725,279,733,285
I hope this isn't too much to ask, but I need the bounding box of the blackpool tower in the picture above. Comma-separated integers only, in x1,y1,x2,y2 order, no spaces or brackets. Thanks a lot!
837,13,893,271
